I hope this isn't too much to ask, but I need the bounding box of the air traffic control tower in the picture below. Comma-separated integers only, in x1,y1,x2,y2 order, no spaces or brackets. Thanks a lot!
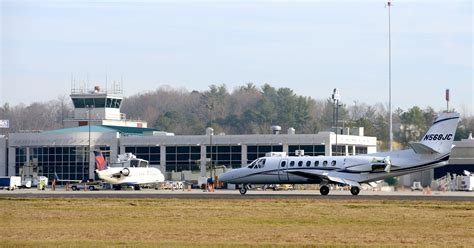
64,84,147,128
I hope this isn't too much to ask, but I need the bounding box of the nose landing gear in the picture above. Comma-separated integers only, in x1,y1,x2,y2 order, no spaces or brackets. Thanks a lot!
239,184,248,195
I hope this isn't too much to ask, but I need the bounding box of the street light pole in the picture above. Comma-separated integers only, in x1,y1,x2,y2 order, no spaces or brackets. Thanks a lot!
388,0,393,151
206,102,214,180
332,89,341,156
86,105,94,180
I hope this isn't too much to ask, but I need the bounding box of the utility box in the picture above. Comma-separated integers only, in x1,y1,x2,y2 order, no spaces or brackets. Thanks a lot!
461,176,474,191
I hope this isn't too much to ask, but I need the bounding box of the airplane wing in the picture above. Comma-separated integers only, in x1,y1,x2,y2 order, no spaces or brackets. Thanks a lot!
287,169,361,187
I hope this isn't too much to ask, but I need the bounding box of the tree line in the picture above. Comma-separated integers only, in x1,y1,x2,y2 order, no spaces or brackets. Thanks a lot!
1,83,473,150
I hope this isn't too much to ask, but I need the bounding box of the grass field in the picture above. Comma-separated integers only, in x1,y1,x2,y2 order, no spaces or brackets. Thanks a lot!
0,197,473,247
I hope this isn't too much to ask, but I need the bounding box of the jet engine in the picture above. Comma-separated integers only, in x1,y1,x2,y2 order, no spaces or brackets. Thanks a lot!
121,168,130,176
345,156,392,173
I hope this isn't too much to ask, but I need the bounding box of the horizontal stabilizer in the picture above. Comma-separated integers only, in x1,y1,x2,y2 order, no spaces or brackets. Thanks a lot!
409,142,439,154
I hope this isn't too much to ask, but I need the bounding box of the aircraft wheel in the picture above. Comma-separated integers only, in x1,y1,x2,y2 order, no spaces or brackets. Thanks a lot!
319,185,330,195
134,185,141,191
239,185,247,195
71,185,78,191
350,186,360,196
88,185,95,191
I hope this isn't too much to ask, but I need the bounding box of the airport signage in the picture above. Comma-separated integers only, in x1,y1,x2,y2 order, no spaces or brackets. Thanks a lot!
0,120,9,128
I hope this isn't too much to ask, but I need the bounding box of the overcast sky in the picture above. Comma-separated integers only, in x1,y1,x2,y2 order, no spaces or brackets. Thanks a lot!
1,0,472,115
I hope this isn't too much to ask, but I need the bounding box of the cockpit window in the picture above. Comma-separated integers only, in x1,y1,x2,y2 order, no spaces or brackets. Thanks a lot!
256,159,266,169
247,160,257,168
130,160,139,168
248,159,266,169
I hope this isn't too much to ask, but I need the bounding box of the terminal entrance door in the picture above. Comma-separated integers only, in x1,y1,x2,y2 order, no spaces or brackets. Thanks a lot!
278,159,289,181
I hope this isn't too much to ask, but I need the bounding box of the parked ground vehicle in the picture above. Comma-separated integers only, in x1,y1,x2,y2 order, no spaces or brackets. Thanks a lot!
261,184,294,191
0,176,22,190
70,181,102,191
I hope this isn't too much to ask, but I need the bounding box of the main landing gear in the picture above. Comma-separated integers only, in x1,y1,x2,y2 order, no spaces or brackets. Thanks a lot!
319,185,360,196
319,185,330,195
350,186,360,196
239,184,248,195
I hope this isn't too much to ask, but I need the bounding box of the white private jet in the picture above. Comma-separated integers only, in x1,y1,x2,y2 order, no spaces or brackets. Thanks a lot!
218,112,460,195
94,151,165,190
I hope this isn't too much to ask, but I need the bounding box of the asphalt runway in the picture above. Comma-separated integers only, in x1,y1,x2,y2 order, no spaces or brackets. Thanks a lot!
1,189,473,201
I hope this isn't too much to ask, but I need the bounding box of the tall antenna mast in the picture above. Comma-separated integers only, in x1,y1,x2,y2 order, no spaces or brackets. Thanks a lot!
105,68,108,93
387,0,393,151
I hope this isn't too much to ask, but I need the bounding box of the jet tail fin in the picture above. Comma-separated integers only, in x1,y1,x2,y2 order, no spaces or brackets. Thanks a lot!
94,151,107,171
418,113,460,154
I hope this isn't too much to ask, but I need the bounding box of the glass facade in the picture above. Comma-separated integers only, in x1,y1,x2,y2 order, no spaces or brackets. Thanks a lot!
247,145,282,164
331,145,347,156
15,148,26,175
207,146,242,169
11,143,370,177
16,146,90,181
355,146,368,155
289,145,325,156
124,146,160,166
167,146,200,172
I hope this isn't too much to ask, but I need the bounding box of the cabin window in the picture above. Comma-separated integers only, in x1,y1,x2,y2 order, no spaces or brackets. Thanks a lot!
298,161,303,167
281,161,286,167
323,161,328,167
331,160,336,166
315,161,319,167
306,161,311,167
290,161,295,167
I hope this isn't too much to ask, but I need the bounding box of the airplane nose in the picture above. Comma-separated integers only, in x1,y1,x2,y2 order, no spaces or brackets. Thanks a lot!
218,172,231,182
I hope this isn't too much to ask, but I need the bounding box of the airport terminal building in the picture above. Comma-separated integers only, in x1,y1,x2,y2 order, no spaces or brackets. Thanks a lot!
0,122,377,183
0,87,472,186
0,86,377,184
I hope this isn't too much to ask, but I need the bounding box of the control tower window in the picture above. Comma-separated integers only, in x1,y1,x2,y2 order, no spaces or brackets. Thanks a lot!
94,98,106,108
105,98,122,108
84,98,94,107
106,98,113,108
72,98,85,108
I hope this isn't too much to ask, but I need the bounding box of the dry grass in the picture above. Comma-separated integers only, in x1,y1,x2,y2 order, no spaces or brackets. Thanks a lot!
0,197,473,247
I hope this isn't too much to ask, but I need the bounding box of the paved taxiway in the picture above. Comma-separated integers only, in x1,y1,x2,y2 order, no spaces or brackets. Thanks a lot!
1,189,473,201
